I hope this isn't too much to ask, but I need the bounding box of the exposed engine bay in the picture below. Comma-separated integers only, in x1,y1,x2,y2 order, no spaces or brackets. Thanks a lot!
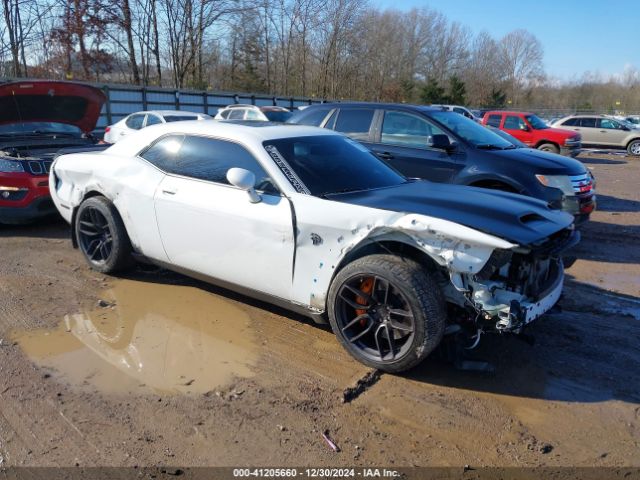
444,226,579,336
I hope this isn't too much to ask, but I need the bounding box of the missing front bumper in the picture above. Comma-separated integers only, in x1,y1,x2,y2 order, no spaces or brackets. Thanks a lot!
494,265,564,332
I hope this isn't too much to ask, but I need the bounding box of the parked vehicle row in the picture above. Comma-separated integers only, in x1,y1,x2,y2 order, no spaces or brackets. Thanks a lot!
1,80,596,373
287,103,595,224
104,110,211,143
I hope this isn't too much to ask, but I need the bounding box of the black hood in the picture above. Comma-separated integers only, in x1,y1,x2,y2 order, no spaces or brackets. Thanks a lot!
325,181,574,246
491,147,586,174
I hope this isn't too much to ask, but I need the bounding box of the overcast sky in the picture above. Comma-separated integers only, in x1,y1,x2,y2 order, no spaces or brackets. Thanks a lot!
372,0,639,81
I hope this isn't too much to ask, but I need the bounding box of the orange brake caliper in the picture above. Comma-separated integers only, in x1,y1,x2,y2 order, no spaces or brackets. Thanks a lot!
355,277,375,325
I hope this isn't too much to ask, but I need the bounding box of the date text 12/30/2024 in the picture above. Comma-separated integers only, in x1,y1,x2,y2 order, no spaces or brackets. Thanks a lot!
232,468,401,478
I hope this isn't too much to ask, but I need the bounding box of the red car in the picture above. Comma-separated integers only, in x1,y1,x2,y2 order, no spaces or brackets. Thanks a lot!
0,81,105,224
482,111,581,157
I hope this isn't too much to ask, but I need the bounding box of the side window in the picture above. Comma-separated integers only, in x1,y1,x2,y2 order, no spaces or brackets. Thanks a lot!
174,136,278,194
139,134,186,171
504,115,525,130
219,110,231,119
599,118,622,130
228,109,245,120
125,114,145,130
580,117,596,128
333,109,375,140
293,107,333,126
245,109,261,120
380,110,445,148
486,114,502,128
562,118,578,126
145,114,162,126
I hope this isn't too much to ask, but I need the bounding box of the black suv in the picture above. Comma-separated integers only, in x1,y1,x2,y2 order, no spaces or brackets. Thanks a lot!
289,103,595,223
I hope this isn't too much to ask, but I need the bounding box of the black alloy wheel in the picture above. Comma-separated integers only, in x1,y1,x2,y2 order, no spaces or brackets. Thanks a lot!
75,196,133,273
328,254,445,372
334,274,416,363
78,206,113,264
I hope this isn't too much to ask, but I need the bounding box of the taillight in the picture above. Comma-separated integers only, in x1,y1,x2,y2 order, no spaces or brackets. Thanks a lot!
105,126,111,133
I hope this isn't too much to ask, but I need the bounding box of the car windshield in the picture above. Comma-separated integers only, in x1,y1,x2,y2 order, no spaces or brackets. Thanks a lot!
524,114,549,130
429,111,514,149
263,111,293,122
263,135,406,196
0,122,83,135
164,115,198,122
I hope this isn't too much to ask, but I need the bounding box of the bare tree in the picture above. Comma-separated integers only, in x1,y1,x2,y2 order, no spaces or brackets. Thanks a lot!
499,29,544,104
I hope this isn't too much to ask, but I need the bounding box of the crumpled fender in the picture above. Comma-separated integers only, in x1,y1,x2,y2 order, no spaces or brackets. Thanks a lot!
290,194,516,311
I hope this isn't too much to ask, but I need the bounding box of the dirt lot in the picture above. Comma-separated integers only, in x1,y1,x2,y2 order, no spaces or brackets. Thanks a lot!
0,152,639,472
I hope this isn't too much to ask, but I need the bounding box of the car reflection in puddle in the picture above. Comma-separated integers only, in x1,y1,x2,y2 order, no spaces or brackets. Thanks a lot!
12,280,258,395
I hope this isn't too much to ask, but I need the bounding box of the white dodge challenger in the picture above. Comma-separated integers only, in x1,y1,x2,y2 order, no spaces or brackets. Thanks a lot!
50,121,578,372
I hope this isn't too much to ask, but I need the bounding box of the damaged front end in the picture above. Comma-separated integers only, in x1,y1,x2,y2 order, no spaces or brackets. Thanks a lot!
446,226,579,335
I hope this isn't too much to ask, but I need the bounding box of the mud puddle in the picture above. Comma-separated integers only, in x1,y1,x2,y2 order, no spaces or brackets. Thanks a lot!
11,279,258,395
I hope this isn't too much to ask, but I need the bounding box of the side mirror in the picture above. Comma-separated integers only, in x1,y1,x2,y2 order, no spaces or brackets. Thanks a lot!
520,124,530,132
227,168,261,203
427,134,454,151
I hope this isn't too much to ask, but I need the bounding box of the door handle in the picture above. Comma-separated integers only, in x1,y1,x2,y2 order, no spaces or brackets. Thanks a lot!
377,152,394,160
599,130,607,133
162,189,177,195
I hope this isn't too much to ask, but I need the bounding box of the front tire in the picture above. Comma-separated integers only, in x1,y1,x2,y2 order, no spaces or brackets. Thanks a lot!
75,196,133,273
627,139,640,156
538,143,559,154
328,255,446,373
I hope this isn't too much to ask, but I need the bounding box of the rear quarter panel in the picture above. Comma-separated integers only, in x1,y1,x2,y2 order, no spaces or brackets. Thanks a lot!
51,151,168,261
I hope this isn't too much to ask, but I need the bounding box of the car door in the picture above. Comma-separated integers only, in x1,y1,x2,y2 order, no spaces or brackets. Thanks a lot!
328,107,376,142
559,117,582,137
576,117,598,145
368,109,463,182
597,118,629,147
503,115,535,146
151,134,295,299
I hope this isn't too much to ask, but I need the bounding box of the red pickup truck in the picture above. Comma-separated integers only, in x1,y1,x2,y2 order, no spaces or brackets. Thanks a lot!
482,111,581,157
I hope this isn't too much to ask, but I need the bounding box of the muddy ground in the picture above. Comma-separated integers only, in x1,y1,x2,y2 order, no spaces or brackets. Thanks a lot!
0,152,638,472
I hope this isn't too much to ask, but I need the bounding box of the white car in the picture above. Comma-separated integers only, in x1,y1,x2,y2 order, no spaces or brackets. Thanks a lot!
431,104,479,122
215,104,292,122
50,121,576,372
104,110,211,143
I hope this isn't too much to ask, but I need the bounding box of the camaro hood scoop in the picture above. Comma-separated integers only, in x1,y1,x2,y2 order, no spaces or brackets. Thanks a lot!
325,180,574,246
0,81,106,133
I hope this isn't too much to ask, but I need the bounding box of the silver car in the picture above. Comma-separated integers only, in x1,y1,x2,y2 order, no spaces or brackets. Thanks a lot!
552,115,640,155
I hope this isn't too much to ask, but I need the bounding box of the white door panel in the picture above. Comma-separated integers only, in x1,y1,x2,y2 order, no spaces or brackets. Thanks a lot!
154,176,295,299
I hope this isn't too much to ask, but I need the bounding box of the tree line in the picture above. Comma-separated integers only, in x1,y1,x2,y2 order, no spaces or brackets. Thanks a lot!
1,0,639,112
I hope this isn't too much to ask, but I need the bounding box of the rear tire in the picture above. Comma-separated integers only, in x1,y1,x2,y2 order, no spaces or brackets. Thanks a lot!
75,196,133,273
328,254,446,373
627,139,640,156
538,143,559,154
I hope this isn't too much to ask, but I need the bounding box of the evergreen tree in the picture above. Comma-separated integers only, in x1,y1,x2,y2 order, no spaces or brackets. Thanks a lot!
488,88,507,108
420,78,446,104
448,75,466,104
